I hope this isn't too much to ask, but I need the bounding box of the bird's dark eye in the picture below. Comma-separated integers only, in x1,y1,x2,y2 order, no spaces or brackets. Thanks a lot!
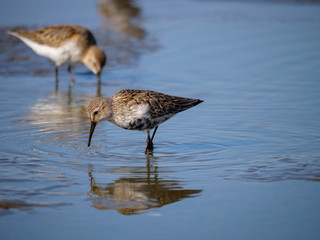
93,111,99,116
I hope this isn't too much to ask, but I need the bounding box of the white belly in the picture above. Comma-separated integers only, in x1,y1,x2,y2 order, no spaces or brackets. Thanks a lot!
19,37,83,66
113,103,150,129
112,103,175,130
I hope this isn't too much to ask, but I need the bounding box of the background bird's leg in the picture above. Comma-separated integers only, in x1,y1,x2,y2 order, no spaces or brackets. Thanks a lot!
55,66,59,92
68,64,75,84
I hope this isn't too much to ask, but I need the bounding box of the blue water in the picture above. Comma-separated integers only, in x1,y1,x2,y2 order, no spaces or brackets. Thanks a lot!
1,0,320,239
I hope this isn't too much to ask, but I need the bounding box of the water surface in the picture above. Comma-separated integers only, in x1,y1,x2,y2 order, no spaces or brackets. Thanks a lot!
1,0,320,239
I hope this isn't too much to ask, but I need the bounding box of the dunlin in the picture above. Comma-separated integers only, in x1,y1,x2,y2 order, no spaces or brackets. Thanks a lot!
87,89,203,152
8,25,106,81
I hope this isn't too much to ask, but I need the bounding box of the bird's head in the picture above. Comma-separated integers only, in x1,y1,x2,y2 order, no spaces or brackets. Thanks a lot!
83,46,106,81
87,97,112,147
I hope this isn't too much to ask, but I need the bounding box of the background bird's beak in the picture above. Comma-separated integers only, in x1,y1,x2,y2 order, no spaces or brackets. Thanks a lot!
88,121,97,147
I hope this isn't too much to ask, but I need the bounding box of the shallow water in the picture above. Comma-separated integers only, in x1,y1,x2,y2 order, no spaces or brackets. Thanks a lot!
1,0,320,239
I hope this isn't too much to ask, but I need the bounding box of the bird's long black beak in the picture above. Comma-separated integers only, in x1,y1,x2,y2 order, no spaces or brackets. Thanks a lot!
88,121,97,147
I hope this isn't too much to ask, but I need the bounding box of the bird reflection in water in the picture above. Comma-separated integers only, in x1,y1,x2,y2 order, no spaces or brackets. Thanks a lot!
96,0,158,67
88,155,202,215
98,0,145,39
15,90,92,144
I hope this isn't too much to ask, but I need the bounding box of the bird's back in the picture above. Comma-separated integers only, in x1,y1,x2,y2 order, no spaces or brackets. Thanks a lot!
111,90,203,130
8,25,97,48
114,89,202,117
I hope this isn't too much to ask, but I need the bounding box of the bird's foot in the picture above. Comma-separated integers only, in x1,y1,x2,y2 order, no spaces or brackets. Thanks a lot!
145,138,154,154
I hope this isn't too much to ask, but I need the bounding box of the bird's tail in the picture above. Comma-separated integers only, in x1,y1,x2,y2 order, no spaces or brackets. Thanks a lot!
179,98,203,112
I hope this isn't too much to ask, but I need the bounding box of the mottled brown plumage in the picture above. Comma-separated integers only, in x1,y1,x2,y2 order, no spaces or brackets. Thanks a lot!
8,25,106,81
87,89,203,152
9,25,97,47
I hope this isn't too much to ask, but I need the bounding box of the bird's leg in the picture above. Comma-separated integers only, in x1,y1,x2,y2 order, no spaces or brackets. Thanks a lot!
151,126,158,142
145,130,154,153
68,64,75,84
67,65,74,97
55,66,59,92
145,127,159,153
